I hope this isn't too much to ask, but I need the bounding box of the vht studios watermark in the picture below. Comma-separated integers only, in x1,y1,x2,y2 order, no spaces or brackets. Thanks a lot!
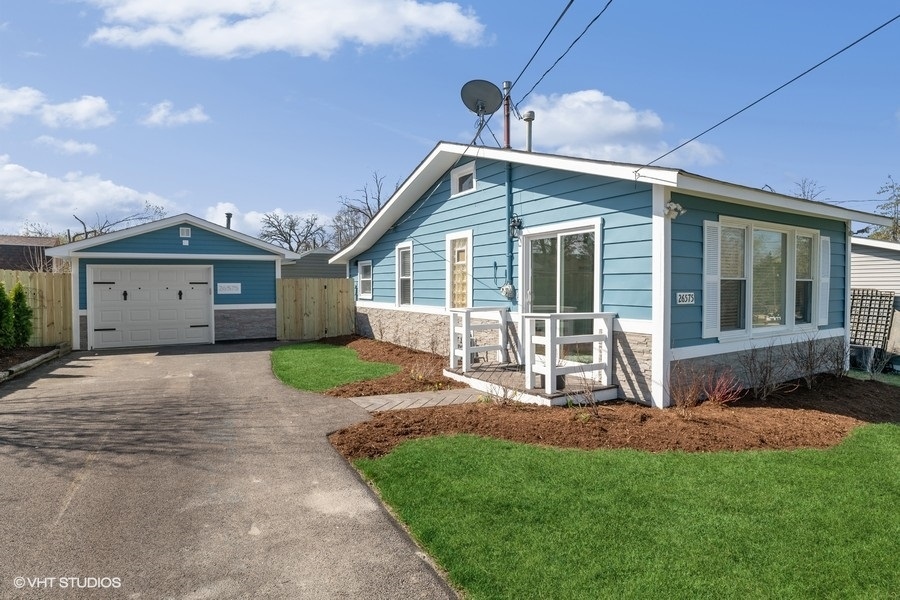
13,576,122,590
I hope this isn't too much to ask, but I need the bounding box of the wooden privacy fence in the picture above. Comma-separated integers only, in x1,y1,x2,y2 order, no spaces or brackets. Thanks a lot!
0,269,72,347
276,278,355,341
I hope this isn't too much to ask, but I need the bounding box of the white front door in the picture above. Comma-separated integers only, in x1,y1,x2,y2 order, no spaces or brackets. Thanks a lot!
89,265,213,349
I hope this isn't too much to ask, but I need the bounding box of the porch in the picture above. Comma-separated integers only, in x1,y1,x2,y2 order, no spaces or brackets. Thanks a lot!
445,307,619,406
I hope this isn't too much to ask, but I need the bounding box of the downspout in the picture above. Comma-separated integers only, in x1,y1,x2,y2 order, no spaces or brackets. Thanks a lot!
501,161,516,301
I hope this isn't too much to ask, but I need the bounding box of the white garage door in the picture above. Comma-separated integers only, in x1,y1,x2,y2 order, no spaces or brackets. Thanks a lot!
89,266,212,349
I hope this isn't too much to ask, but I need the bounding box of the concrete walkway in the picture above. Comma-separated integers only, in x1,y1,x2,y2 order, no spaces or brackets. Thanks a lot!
349,387,484,412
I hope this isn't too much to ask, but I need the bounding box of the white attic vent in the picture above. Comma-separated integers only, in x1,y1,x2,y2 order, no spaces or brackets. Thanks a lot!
180,227,191,238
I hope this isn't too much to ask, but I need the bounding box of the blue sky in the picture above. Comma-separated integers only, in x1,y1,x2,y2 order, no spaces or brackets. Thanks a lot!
1,1,898,237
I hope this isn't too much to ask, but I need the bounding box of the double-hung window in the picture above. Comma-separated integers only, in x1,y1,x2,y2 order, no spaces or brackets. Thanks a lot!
358,260,372,300
396,243,412,306
703,218,829,339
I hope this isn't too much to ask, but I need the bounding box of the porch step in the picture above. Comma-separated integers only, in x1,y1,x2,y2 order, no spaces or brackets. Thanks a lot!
444,363,620,408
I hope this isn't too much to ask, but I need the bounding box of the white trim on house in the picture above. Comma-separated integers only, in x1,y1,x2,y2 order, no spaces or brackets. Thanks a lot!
445,230,473,309
358,260,373,300
54,252,283,261
670,328,846,361
396,241,413,306
651,185,671,408
851,236,900,251
357,300,448,316
71,257,81,350
450,161,476,196
46,213,302,260
703,216,825,343
330,142,889,265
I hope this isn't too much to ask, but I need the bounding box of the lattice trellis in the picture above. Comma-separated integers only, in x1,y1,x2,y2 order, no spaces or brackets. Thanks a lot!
849,288,896,349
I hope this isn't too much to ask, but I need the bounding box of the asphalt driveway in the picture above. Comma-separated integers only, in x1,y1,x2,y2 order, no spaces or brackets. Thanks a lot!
0,342,455,599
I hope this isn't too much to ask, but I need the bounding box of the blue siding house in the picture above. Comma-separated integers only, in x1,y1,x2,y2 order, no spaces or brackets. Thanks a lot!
47,213,301,350
332,142,889,407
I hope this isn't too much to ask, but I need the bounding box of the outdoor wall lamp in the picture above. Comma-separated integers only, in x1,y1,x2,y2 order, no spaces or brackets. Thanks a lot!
665,201,687,219
509,214,523,238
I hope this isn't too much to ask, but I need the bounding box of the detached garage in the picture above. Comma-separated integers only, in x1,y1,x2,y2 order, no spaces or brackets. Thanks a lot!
47,214,301,350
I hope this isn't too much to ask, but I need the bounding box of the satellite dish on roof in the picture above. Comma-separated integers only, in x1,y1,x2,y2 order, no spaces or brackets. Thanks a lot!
460,79,503,117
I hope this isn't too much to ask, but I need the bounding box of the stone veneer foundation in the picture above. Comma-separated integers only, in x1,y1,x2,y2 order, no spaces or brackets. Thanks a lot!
357,307,655,403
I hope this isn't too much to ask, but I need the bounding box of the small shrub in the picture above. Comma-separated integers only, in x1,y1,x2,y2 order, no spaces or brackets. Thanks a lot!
821,337,850,378
736,342,799,402
0,282,13,350
667,362,704,415
11,282,33,348
702,368,744,406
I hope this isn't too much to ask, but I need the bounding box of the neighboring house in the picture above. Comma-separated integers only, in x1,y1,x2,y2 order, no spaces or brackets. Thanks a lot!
850,236,900,362
0,235,59,271
331,141,890,408
47,214,301,351
281,248,347,279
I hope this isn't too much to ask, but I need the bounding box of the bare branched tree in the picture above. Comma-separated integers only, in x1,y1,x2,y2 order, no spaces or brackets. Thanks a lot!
791,178,827,201
71,202,167,241
258,212,330,253
332,171,397,249
870,175,900,242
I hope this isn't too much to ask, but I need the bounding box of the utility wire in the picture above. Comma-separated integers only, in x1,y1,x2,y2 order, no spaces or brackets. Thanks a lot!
516,0,615,109
638,11,900,171
472,0,576,146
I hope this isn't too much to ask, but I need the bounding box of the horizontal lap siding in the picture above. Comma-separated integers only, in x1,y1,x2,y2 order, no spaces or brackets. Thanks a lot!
670,192,848,348
78,258,276,308
86,225,276,255
851,245,900,296
352,159,653,316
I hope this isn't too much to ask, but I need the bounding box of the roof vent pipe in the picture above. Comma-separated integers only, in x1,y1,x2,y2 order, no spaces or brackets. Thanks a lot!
225,212,233,229
502,81,512,149
523,111,535,152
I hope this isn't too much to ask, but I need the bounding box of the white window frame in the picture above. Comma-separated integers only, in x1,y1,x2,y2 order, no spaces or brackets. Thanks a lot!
703,216,828,341
396,242,413,306
446,230,473,309
358,260,373,300
450,162,476,196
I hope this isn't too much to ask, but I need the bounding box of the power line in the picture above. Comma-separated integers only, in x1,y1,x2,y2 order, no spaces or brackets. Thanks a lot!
472,0,576,146
516,0,615,109
638,11,900,171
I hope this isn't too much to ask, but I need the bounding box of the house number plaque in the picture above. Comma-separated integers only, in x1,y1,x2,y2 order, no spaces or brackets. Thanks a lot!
676,292,695,305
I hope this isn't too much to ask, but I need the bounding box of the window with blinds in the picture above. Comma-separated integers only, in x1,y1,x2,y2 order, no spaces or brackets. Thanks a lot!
397,244,412,305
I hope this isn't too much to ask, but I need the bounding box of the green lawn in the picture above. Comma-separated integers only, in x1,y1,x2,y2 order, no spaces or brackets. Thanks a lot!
847,369,900,387
271,342,399,391
357,425,900,600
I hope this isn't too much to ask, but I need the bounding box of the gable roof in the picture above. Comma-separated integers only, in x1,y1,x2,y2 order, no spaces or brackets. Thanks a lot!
331,141,891,264
0,235,59,247
46,213,302,259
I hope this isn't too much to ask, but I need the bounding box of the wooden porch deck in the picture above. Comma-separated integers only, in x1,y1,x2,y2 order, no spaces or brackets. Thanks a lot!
444,361,619,406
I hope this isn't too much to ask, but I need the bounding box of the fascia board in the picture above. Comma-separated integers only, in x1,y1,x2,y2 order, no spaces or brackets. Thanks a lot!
851,236,900,251
675,174,893,226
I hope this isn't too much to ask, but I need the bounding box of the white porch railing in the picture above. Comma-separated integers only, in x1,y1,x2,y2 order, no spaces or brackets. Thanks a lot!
449,307,510,371
522,312,616,395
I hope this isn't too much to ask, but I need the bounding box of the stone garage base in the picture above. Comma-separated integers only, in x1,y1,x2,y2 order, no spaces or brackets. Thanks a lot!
214,308,276,341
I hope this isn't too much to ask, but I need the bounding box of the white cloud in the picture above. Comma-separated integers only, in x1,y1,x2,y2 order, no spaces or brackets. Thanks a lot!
0,85,46,125
34,135,99,155
0,155,170,234
203,202,268,234
85,0,485,58
40,95,116,128
512,89,723,168
140,101,210,127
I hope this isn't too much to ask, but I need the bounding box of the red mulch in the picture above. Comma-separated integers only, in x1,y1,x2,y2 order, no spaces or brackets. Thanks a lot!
326,337,900,460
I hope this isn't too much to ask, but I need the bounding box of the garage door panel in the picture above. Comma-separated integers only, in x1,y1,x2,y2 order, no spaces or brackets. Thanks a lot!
90,266,213,349
185,326,210,341
96,309,124,325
